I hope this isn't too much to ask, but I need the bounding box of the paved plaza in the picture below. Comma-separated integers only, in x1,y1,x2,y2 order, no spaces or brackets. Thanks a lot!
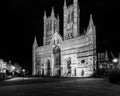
0,77,120,96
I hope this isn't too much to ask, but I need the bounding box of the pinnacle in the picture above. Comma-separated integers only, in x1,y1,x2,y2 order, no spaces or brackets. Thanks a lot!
86,14,96,35
64,0,67,8
88,14,94,28
44,11,46,17
44,11,47,19
51,7,55,17
33,36,38,46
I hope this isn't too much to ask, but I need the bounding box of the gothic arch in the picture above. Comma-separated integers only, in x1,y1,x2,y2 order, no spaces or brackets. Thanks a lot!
45,59,51,76
41,61,44,76
53,45,61,66
53,45,61,76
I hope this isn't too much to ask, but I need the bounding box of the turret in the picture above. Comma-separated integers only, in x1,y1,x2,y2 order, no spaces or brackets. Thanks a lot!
51,7,55,19
43,11,47,45
63,0,67,9
86,14,96,35
86,14,97,71
73,0,80,37
44,11,47,35
33,36,38,48
32,36,38,75
51,7,56,35
63,0,67,40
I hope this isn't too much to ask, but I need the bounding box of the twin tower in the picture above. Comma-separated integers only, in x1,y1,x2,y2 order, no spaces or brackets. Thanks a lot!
43,0,80,45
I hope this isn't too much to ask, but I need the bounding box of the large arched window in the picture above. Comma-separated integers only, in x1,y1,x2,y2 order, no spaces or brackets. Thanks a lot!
53,45,61,66
66,57,71,69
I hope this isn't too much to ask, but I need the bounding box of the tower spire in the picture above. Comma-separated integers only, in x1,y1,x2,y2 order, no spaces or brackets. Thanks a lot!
86,14,95,35
32,36,37,76
51,7,55,18
43,11,47,45
64,0,67,9
44,10,46,20
33,36,38,48
89,14,94,27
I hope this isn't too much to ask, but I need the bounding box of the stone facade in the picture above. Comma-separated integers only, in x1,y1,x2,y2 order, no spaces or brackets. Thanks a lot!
97,51,111,69
32,0,96,77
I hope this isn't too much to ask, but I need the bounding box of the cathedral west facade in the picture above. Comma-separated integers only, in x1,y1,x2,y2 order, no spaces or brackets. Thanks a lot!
32,0,96,77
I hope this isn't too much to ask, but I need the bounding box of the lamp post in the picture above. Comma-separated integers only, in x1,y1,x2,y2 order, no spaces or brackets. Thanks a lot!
22,69,25,79
11,66,15,78
112,58,118,69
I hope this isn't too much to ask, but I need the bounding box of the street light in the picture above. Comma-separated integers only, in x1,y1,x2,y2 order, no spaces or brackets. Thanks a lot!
112,58,118,69
11,66,15,71
22,69,26,78
22,69,25,72
11,66,15,78
112,58,118,63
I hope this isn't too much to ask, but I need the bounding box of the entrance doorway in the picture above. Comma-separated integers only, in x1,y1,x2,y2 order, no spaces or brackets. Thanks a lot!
45,59,51,76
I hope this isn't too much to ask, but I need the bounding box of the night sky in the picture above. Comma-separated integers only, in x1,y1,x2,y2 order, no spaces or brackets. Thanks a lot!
2,0,120,69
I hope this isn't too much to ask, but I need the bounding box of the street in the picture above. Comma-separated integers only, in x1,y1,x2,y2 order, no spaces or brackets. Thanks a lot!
0,78,120,96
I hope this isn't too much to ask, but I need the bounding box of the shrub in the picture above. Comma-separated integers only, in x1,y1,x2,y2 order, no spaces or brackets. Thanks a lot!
108,69,120,84
91,69,108,78
0,73,6,81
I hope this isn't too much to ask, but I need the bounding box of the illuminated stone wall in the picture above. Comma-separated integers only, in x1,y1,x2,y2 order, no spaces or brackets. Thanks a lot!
32,0,96,77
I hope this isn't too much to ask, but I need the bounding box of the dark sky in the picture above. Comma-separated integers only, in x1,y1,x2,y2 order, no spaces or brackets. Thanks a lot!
2,0,120,67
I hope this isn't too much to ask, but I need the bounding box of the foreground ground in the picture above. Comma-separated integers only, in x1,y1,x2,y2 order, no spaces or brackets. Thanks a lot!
0,77,120,96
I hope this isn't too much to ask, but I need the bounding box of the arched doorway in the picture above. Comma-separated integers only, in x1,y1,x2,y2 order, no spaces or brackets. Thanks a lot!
41,62,44,76
45,59,51,76
53,45,61,76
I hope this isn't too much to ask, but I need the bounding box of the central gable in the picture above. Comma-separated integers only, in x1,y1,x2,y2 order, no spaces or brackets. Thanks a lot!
50,32,63,45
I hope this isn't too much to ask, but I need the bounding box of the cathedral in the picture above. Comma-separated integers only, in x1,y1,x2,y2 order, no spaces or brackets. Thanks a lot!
32,0,96,77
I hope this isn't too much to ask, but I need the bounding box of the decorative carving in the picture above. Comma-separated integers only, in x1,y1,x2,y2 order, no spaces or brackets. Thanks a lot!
81,59,85,63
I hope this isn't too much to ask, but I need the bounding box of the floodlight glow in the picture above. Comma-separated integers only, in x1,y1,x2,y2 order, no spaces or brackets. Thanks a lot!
11,66,15,70
22,69,25,72
112,58,118,63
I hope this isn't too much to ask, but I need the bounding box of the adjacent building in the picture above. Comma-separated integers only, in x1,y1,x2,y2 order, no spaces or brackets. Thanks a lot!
0,59,7,73
97,51,111,69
